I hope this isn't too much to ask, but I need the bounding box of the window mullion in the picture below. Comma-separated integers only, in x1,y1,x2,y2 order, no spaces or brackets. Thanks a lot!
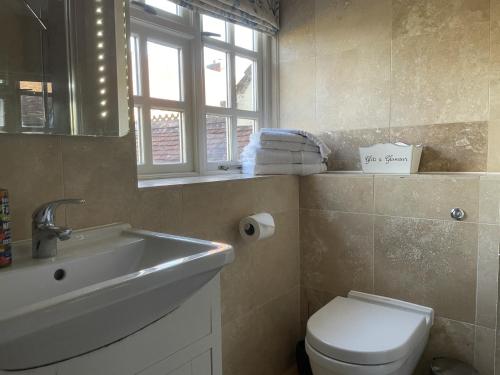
231,113,238,162
194,12,207,174
141,102,153,167
262,34,273,130
227,22,234,46
137,34,154,167
229,36,237,162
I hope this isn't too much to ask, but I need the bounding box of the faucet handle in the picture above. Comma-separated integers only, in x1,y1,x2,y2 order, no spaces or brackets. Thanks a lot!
36,224,73,241
32,199,86,225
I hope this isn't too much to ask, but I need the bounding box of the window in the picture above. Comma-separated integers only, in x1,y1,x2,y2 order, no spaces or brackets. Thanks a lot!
129,3,273,177
129,22,193,174
18,80,53,130
0,99,4,128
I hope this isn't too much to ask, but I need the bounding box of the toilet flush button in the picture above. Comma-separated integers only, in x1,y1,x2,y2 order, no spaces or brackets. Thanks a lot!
450,208,465,221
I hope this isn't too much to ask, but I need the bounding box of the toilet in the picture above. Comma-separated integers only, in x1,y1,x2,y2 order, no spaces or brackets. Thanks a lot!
305,291,434,375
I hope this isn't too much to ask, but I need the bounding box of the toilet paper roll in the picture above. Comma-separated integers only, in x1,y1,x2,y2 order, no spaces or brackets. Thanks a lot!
239,213,275,242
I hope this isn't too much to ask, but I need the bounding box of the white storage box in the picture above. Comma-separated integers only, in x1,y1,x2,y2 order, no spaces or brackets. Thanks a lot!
359,143,422,174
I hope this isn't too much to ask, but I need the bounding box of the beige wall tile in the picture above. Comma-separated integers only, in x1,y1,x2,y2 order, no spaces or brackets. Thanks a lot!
314,0,391,56
129,187,183,234
374,175,479,222
0,135,64,241
315,43,391,130
493,0,500,20
252,176,300,214
374,216,478,322
301,209,374,296
61,135,138,229
415,317,475,373
313,0,392,133
391,22,490,128
321,128,390,162
479,176,500,224
279,58,316,131
222,288,300,375
474,326,496,375
327,159,362,171
300,174,373,212
390,122,488,172
221,211,299,325
491,8,500,80
180,181,228,238
491,80,500,119
279,0,315,63
488,0,499,172
393,0,489,38
300,287,335,337
476,225,499,329
179,176,299,241
279,0,493,173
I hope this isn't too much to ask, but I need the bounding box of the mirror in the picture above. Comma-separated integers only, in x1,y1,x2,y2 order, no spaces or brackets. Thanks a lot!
0,0,129,136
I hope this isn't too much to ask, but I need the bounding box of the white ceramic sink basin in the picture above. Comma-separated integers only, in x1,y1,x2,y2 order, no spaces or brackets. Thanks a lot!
0,224,234,370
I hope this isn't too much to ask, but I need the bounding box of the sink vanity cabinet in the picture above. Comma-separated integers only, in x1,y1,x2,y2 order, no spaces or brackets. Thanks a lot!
0,224,233,375
0,277,221,375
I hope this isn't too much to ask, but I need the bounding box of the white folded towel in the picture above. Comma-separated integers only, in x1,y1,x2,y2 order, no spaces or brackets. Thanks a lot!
241,148,323,165
253,131,316,145
240,128,330,176
253,140,320,153
242,162,327,176
261,128,331,159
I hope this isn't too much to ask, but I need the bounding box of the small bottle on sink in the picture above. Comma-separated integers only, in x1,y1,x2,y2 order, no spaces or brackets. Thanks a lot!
0,188,12,268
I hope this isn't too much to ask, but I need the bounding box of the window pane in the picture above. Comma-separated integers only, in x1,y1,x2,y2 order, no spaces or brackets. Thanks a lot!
21,95,45,127
19,81,43,92
237,118,256,159
235,56,255,110
151,109,184,164
234,24,255,51
204,47,228,107
145,0,178,15
0,99,4,127
202,15,226,42
206,114,229,162
134,107,144,165
147,41,181,101
130,36,140,96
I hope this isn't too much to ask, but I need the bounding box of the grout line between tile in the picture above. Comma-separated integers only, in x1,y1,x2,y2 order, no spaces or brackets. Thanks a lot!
300,207,485,225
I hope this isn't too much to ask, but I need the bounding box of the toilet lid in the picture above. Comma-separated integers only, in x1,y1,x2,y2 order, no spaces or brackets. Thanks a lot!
306,296,427,365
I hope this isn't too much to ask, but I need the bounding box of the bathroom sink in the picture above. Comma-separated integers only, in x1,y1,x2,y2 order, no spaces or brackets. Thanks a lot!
0,224,234,370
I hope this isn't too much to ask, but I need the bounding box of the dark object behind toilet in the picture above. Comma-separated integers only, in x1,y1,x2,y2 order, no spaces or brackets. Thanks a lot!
296,340,313,375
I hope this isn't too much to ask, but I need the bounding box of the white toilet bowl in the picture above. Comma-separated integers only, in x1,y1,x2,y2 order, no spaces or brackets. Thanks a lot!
305,291,433,375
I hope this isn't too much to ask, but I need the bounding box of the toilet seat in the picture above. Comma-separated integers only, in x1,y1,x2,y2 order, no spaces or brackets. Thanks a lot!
306,291,433,366
305,340,408,375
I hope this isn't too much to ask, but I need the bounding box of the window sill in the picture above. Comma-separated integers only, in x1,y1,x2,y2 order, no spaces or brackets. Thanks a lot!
138,173,266,189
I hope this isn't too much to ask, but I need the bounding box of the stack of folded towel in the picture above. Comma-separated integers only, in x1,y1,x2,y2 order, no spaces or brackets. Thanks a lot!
241,128,331,176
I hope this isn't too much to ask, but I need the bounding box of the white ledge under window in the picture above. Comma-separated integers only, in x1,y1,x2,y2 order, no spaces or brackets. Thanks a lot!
138,173,266,189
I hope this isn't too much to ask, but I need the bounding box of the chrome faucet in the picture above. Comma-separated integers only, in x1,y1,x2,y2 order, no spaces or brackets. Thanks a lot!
32,199,86,258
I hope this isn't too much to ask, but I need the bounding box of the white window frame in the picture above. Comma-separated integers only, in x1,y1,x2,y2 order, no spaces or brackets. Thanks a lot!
129,1,275,179
200,19,262,172
131,24,195,174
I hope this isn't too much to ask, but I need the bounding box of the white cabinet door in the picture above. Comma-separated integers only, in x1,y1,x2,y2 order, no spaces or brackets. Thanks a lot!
167,363,191,375
191,351,212,375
